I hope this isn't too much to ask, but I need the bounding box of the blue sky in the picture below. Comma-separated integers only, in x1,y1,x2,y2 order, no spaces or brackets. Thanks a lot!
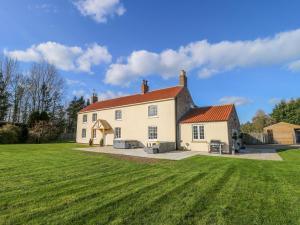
1,0,300,122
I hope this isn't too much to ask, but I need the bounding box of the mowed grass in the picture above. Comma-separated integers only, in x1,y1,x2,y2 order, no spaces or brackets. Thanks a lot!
0,144,299,225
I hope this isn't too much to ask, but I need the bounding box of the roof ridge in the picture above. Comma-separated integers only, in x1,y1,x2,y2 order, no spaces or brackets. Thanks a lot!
95,85,182,103
194,104,234,109
80,85,183,113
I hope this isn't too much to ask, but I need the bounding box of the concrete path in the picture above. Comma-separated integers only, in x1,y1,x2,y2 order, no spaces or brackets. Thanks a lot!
75,146,199,160
195,148,282,161
74,146,283,161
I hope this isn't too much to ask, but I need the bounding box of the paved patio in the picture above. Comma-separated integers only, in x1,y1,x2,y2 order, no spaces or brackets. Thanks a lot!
74,145,283,161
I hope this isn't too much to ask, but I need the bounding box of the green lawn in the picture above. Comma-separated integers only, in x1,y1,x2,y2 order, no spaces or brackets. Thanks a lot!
0,144,299,225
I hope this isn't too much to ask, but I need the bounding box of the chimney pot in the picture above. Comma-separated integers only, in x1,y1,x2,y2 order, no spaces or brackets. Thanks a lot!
141,79,149,94
179,70,187,87
90,91,98,104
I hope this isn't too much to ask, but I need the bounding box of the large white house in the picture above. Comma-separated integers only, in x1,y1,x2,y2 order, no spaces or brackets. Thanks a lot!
76,70,240,153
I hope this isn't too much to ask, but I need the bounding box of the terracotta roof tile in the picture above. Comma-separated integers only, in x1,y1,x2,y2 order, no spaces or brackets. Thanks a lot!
80,86,183,113
180,104,234,123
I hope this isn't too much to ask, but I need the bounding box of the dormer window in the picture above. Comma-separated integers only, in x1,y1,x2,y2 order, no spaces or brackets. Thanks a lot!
115,110,122,120
148,105,157,117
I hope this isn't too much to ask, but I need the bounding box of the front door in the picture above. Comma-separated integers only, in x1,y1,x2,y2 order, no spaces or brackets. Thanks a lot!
295,129,300,144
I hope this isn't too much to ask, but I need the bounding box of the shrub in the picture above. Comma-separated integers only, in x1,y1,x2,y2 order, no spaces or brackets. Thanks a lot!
28,121,61,143
100,138,104,147
0,124,21,144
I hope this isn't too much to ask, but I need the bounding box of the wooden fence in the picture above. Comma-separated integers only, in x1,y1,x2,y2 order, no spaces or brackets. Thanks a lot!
243,132,272,144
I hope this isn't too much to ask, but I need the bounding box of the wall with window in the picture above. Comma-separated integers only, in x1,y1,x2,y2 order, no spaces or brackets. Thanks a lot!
180,121,230,152
76,99,176,146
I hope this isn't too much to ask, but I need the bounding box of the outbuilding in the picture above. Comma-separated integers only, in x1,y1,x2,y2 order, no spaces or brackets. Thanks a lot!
263,122,300,144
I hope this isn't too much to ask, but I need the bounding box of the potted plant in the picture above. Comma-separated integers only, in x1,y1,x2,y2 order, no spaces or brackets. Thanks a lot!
100,138,104,147
89,138,93,146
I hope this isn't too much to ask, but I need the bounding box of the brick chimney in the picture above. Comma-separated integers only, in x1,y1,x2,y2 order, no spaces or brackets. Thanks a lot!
141,79,149,94
90,91,98,104
179,70,187,87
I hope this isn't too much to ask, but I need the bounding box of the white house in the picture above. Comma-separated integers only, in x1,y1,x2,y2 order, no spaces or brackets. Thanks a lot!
76,70,240,153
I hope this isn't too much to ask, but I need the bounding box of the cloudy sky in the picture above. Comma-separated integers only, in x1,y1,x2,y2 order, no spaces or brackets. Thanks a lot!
1,0,300,122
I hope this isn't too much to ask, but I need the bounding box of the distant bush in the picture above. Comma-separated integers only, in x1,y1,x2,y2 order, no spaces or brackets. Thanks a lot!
28,121,61,143
0,124,21,144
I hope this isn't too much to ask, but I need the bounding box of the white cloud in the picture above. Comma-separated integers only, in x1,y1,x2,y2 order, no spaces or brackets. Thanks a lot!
219,96,252,106
269,97,281,105
28,3,58,13
66,78,86,86
98,90,127,100
72,89,88,99
74,0,125,23
72,89,127,101
287,59,300,72
105,28,300,85
4,42,111,73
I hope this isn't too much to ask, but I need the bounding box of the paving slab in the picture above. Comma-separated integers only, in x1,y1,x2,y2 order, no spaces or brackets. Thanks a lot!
74,146,283,161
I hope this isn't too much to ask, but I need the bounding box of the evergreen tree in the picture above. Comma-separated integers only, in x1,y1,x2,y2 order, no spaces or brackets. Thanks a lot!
271,99,300,125
66,96,86,134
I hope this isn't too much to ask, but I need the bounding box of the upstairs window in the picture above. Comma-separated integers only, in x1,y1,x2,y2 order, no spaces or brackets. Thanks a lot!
115,110,122,120
114,127,121,139
148,126,157,140
83,115,87,123
148,105,157,117
192,125,205,140
92,113,97,122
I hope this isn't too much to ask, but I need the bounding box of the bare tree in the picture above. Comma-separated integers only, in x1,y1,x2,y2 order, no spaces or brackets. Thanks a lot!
11,73,25,123
26,62,64,115
0,57,18,121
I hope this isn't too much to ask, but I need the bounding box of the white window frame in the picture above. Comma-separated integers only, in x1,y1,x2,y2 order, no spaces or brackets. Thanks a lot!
148,126,158,140
114,127,121,139
192,124,205,141
82,115,87,123
92,113,97,122
92,129,96,139
82,128,86,138
115,110,122,120
148,105,158,117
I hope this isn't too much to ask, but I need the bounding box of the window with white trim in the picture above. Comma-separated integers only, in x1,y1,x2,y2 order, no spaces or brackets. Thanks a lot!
192,125,205,140
115,110,122,120
92,113,97,122
148,105,157,117
83,115,87,123
92,129,96,139
114,127,121,139
148,126,157,140
82,129,86,138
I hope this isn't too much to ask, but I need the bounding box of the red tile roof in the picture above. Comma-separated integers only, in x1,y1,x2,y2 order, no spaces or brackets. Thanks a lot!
180,104,234,123
80,86,183,113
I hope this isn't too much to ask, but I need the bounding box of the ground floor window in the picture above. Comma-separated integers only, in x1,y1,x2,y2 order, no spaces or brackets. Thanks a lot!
114,127,121,139
82,129,86,138
148,126,157,140
92,129,96,139
192,125,204,140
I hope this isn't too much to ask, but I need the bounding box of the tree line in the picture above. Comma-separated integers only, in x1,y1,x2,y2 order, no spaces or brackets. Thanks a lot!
0,57,88,143
241,98,300,133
